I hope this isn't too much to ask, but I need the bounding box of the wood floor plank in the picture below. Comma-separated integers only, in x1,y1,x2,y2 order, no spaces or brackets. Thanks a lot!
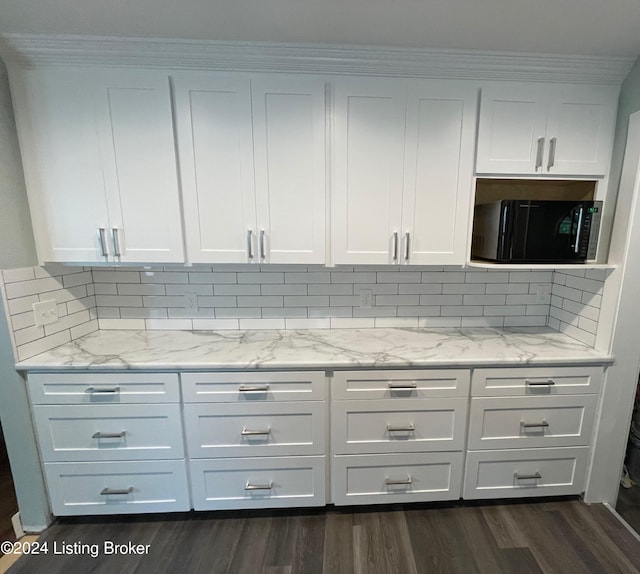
587,503,640,567
322,509,354,574
227,515,274,574
480,503,530,549
288,513,325,574
497,548,543,574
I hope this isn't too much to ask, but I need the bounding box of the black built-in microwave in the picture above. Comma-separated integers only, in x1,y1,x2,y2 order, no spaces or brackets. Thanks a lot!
471,200,602,263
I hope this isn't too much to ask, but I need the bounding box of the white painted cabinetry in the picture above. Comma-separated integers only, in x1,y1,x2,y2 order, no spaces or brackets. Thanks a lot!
173,74,326,264
332,79,476,265
476,83,618,176
11,67,184,264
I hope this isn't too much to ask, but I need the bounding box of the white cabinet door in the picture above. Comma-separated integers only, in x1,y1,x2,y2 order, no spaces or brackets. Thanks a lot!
96,71,184,263
402,81,476,265
332,78,406,264
173,74,257,263
252,76,326,264
10,68,110,263
545,85,618,176
476,84,548,174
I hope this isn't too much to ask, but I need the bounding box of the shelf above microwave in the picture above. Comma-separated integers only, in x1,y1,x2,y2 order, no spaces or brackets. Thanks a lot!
467,260,616,270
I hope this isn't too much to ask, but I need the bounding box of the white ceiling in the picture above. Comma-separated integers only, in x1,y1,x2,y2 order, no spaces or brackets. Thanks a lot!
1,0,640,58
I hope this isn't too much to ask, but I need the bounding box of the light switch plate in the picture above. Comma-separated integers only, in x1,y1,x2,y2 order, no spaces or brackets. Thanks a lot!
33,299,59,327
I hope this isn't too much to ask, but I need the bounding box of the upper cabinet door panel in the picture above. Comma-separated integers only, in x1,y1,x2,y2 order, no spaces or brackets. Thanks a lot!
332,79,406,265
10,68,109,263
252,77,326,264
173,75,257,263
96,71,184,263
402,82,477,265
545,85,618,176
476,85,548,174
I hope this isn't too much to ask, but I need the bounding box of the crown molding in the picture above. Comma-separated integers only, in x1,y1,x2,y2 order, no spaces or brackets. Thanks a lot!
0,33,634,85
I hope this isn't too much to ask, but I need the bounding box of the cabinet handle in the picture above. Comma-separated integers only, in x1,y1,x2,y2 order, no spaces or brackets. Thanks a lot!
388,382,417,390
100,487,134,496
244,481,273,491
239,384,270,393
259,229,266,261
97,227,109,257
92,431,127,439
520,421,549,429
247,229,254,260
535,137,545,171
525,379,555,387
514,472,542,480
404,232,410,262
385,476,413,486
547,137,557,170
387,423,416,433
86,386,120,394
392,232,399,262
241,427,271,436
111,228,122,257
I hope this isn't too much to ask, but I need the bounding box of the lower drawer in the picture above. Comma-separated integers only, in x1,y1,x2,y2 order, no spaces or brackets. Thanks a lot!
44,460,190,516
333,452,463,506
463,447,589,500
190,456,326,510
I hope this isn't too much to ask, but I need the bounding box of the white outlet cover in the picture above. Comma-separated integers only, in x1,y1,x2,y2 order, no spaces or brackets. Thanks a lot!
32,299,59,327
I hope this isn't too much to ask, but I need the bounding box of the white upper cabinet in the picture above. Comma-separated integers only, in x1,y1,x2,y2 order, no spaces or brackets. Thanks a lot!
174,74,326,264
10,67,184,264
332,78,476,265
476,83,618,176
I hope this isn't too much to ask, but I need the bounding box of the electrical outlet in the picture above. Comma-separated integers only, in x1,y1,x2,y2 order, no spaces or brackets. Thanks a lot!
33,299,59,327
184,293,198,311
359,289,373,309
535,284,552,304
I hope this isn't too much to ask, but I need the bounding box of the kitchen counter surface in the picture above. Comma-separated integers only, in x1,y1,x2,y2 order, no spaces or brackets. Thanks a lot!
15,327,613,371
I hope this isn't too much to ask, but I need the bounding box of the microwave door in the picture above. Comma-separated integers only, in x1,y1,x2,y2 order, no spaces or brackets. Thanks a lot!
520,202,579,262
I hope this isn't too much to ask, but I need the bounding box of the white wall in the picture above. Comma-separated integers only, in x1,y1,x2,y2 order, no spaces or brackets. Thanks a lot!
0,57,50,530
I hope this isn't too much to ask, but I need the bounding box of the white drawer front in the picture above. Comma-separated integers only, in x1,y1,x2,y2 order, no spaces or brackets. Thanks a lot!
190,456,325,510
184,402,325,458
332,369,470,400
181,371,325,402
471,366,603,397
33,404,185,462
44,460,190,515
333,452,463,505
333,399,467,454
28,372,180,404
463,447,589,500
468,395,598,450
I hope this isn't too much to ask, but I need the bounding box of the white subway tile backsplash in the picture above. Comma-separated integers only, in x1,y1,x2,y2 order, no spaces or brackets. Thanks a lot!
215,307,261,319
329,295,361,307
237,272,284,284
17,330,71,361
286,318,331,329
239,318,285,330
93,270,141,284
504,316,547,327
330,318,374,329
117,283,166,296
419,317,461,327
585,268,607,281
7,294,39,315
564,275,604,295
463,294,506,306
378,272,420,283
168,308,216,319
558,323,596,346
354,307,399,317
70,320,99,339
284,296,329,307
526,305,550,316
375,295,420,306
62,271,93,288
375,317,419,328
261,284,307,296
141,272,189,284
237,296,283,308
509,271,553,283
43,286,88,304
189,272,236,284
14,325,45,346
548,317,561,330
419,295,463,306
44,310,90,336
213,284,259,296
442,283,485,295
2,267,35,283
66,296,96,314
11,311,35,331
422,272,465,283
549,306,580,326
308,284,352,296
462,317,504,327
396,306,440,317
506,294,538,305
358,283,398,295
166,284,213,296
121,308,169,319
262,307,307,319
96,295,143,307
94,283,118,295
145,319,192,330
399,283,443,295
485,283,530,295
483,305,526,316
578,316,599,334
309,307,352,318
562,299,600,321
285,272,330,284
551,284,583,303
5,277,62,299
192,319,239,330
466,272,509,283
442,306,483,316
582,292,602,307
331,272,376,284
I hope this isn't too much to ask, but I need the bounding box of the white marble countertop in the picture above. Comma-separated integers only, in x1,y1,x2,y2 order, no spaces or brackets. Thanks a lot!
15,327,613,371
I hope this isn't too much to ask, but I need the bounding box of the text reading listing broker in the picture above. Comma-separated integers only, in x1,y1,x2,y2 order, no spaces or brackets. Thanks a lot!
1,540,151,558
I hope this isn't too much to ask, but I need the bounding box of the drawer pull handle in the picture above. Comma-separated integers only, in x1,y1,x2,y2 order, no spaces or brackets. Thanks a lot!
244,481,273,491
387,423,416,433
86,386,121,394
100,487,133,496
238,385,270,393
92,431,127,439
388,383,417,389
520,421,549,429
385,476,413,486
241,427,271,436
525,379,555,386
514,472,542,480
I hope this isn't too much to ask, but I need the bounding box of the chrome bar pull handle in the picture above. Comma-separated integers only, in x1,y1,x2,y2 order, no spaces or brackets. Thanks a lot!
525,379,555,387
514,472,542,480
520,421,549,429
98,227,109,257
535,137,545,171
404,232,410,262
259,229,266,261
244,481,273,491
92,431,127,439
247,229,254,260
100,487,134,495
111,227,122,257
239,384,270,393
385,476,413,486
86,386,121,394
388,382,417,390
547,137,557,170
387,423,416,433
392,232,399,262
241,427,272,436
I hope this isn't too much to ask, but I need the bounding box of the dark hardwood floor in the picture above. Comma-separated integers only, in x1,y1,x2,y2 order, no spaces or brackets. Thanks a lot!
6,498,640,574
617,483,640,534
